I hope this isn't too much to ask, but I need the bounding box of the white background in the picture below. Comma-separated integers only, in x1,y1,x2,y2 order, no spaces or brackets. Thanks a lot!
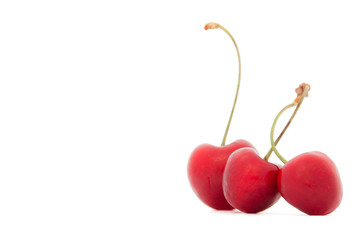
0,0,359,239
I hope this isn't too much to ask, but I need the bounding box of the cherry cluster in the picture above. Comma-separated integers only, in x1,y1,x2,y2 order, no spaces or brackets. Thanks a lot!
188,23,342,215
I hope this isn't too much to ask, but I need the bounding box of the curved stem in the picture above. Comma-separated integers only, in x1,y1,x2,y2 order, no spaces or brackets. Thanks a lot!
263,102,296,161
269,105,294,164
218,26,241,146
205,23,242,146
270,86,310,164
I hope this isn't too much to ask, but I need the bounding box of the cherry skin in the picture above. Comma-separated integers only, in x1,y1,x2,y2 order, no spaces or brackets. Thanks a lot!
223,147,281,213
188,140,255,210
278,151,343,215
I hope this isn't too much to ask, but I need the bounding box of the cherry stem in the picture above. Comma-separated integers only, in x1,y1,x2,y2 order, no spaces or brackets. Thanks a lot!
205,23,242,146
263,102,296,161
269,85,310,164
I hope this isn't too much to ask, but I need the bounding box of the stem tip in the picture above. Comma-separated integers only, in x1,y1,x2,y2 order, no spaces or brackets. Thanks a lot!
295,83,311,103
204,22,220,30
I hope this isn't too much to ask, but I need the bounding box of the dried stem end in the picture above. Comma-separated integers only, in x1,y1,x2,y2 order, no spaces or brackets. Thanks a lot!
294,83,311,103
204,22,220,30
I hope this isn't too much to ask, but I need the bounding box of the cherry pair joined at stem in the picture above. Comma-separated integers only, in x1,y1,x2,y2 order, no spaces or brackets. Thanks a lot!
223,82,311,213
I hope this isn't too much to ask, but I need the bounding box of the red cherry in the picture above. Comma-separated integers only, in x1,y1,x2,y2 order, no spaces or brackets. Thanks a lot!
188,23,255,210
278,152,343,215
223,148,280,213
188,140,255,210
268,84,343,215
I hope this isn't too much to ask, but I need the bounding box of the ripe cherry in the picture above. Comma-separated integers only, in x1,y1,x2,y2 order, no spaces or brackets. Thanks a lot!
223,148,280,213
189,140,255,210
278,152,342,215
188,23,255,210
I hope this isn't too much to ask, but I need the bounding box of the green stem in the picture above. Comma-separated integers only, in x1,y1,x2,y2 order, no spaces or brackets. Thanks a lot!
263,102,296,161
215,25,242,146
270,86,310,164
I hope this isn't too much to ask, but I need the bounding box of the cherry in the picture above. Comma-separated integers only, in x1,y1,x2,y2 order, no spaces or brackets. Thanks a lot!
223,148,280,213
188,140,255,210
278,152,342,215
270,84,343,215
188,23,255,210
